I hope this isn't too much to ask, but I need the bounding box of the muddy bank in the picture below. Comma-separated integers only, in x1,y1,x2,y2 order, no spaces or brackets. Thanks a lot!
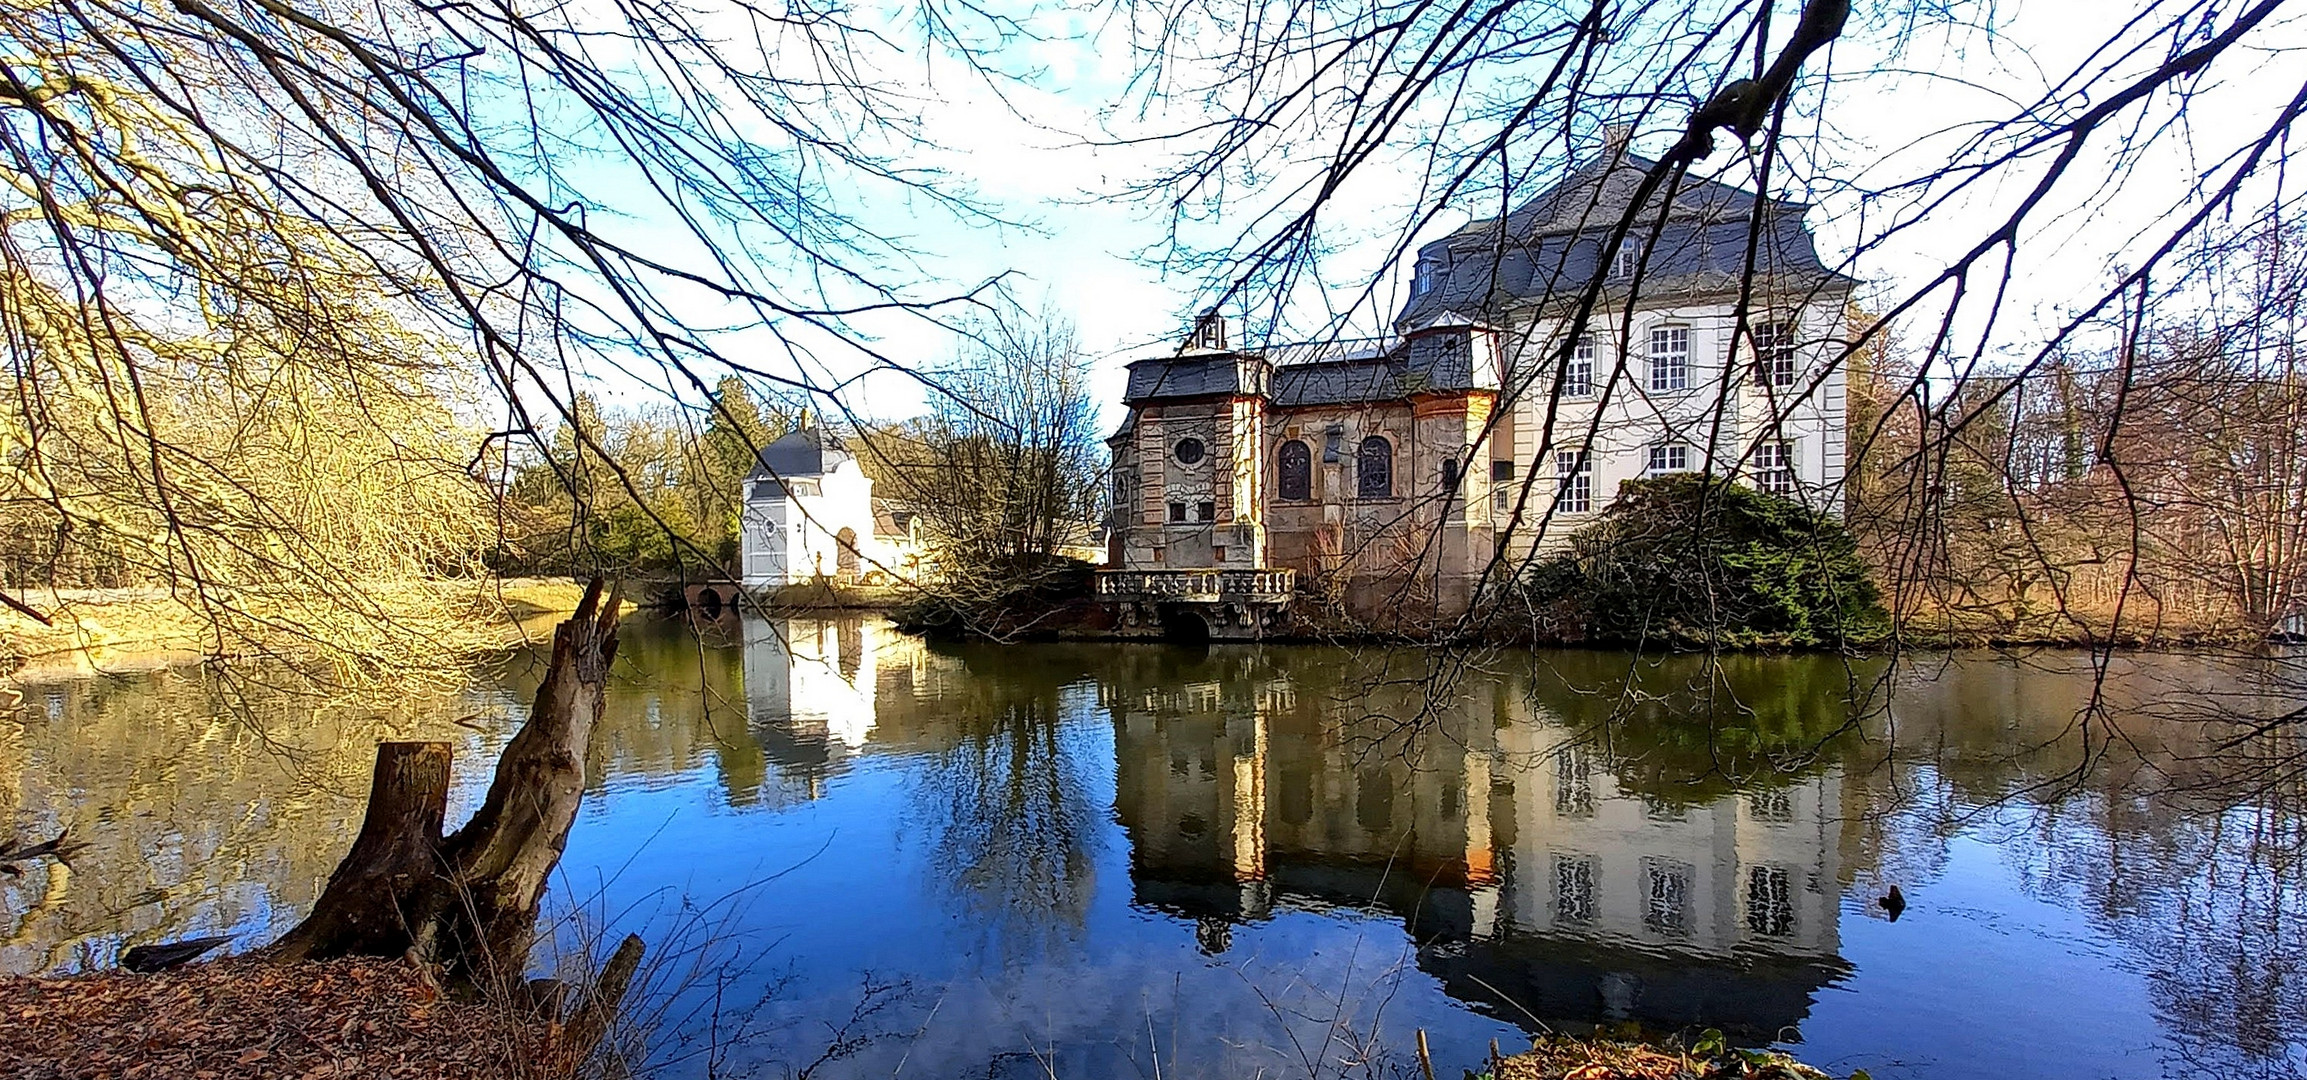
0,956,561,1080
1486,1033,1843,1079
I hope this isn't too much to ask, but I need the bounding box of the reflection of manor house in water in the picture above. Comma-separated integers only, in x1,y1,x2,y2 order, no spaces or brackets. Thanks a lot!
739,616,885,798
1109,673,1847,1036
1462,719,1846,1031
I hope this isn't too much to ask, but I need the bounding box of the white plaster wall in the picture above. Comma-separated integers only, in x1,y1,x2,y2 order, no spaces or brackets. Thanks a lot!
1499,292,1849,557
744,616,879,747
1499,715,1843,962
738,459,880,587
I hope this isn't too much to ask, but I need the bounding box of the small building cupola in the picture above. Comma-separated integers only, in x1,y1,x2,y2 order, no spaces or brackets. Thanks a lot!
1187,308,1228,352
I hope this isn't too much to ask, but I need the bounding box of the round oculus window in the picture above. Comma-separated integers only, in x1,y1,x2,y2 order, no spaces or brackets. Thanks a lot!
1174,437,1206,465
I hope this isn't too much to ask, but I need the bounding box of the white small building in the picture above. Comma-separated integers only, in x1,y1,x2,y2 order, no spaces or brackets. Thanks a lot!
738,428,882,588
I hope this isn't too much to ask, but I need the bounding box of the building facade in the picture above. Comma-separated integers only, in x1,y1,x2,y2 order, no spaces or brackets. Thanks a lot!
738,428,883,588
1103,140,1855,631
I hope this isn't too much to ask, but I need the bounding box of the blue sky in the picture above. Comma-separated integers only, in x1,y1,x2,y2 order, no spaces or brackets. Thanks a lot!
548,0,2307,430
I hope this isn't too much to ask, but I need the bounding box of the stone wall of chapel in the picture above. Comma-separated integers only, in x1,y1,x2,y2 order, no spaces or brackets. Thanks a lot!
1256,392,1499,620
1119,397,1270,570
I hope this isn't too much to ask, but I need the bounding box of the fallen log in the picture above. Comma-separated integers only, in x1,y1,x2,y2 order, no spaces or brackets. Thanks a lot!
121,935,233,973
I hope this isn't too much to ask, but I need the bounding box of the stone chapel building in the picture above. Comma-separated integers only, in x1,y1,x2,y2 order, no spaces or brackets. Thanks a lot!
1100,137,1857,636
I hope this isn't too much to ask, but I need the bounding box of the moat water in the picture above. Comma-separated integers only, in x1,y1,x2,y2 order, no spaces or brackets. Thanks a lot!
4,618,2302,1080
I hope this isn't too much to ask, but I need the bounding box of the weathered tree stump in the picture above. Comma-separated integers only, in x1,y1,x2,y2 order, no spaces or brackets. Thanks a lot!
270,742,454,962
268,579,632,993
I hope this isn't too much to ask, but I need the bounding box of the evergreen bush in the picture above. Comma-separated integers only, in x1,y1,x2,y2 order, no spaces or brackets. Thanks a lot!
1517,473,1887,649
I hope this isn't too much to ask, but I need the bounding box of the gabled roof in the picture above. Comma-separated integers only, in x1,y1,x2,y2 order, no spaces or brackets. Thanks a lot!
1269,331,1485,406
747,427,851,479
1122,327,1490,411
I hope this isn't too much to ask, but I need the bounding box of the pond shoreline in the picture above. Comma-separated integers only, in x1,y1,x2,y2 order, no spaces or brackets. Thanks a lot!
0,955,564,1080
8,615,2298,1079
0,578,595,680
871,591,2279,652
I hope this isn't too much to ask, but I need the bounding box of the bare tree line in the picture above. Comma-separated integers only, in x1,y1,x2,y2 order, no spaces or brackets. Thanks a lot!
863,305,1105,555
0,0,1033,668
0,0,2297,686
1855,222,2307,643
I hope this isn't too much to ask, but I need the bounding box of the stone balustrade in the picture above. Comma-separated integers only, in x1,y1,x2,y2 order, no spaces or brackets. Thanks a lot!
1095,568,1296,601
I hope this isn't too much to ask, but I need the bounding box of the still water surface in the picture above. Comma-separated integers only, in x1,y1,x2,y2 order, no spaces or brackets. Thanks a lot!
4,618,2302,1080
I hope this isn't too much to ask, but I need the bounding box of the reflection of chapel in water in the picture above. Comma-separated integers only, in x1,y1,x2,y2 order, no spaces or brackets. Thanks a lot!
1109,661,1849,1038
740,615,883,799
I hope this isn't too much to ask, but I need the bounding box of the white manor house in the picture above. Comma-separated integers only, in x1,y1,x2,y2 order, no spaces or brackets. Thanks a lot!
1097,133,1858,631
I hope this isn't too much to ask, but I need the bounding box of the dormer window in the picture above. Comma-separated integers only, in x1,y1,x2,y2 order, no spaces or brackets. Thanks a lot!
1412,254,1444,298
1614,245,1641,280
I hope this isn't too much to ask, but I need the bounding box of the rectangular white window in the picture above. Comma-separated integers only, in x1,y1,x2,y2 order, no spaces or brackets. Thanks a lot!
1491,460,1515,511
1613,245,1639,280
1554,855,1597,923
1644,859,1693,935
1565,335,1594,397
1646,444,1690,475
1554,450,1591,514
1553,746,1594,818
1649,326,1689,391
1747,788,1795,823
1753,321,1799,388
1755,440,1798,498
1747,865,1795,937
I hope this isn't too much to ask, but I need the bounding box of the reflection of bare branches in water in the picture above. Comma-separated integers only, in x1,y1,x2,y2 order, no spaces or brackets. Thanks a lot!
0,663,517,974
1947,795,2307,1076
1223,941,1421,1080
913,683,1104,960
794,975,922,1080
1841,665,2307,1074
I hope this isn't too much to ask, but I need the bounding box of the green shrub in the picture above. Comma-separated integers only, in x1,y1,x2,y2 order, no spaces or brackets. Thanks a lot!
1518,473,1886,650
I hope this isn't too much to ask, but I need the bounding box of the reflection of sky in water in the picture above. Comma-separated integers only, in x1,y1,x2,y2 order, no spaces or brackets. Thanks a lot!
5,622,2302,1080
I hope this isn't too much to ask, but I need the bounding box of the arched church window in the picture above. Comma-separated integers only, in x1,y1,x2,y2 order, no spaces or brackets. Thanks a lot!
1357,436,1393,498
1277,440,1311,501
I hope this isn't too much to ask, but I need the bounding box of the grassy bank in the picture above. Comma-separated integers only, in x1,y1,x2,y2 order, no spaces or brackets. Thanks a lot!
0,578,596,680
1485,1032,1849,1079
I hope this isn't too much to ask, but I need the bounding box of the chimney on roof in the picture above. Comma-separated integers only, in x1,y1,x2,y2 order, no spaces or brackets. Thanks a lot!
1602,123,1634,157
1189,308,1227,351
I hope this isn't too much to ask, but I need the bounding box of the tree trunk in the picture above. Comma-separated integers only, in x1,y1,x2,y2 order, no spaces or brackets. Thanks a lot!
268,579,625,988
268,741,453,962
